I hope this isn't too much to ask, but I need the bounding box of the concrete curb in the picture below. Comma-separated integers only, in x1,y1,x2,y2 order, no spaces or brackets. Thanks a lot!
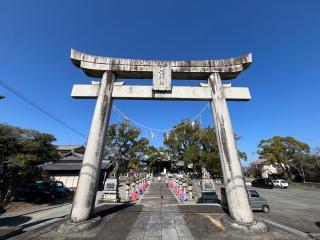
136,180,152,205
9,218,65,240
168,187,182,203
178,203,222,206
23,217,64,231
308,233,320,240
257,217,309,238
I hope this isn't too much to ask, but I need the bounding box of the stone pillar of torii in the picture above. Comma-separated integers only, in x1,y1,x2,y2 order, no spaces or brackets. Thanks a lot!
65,49,267,233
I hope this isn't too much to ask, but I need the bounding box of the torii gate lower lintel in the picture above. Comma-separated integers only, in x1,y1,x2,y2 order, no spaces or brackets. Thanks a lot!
67,49,267,233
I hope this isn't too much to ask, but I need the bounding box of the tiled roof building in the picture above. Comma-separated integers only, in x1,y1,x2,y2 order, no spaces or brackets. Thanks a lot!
40,145,112,189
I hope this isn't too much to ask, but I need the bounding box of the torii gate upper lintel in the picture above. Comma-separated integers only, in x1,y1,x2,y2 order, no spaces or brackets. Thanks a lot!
70,49,252,80
67,49,267,233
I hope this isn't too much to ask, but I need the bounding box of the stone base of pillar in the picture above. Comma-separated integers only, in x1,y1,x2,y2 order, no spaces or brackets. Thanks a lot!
98,195,120,204
220,215,268,234
57,216,102,233
98,191,120,203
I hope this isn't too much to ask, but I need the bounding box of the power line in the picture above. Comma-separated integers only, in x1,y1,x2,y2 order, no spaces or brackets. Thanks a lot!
0,79,87,139
113,103,210,133
0,78,211,141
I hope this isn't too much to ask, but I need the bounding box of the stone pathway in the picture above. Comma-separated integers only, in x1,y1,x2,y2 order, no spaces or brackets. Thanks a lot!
127,177,194,240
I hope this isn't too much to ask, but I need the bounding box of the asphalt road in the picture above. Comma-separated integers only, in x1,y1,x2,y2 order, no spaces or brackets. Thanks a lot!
251,186,320,234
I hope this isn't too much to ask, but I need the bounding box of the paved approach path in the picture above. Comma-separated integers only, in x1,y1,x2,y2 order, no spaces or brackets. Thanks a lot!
127,177,193,240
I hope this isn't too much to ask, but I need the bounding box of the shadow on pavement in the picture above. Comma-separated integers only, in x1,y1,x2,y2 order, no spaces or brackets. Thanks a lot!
0,215,32,227
0,214,62,228
21,217,61,229
95,203,134,218
9,194,73,206
2,203,70,219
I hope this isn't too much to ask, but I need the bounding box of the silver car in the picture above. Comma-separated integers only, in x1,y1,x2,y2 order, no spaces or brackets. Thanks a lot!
248,189,270,213
221,188,270,213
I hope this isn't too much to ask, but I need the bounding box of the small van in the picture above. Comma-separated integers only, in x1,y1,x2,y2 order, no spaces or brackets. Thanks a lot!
272,179,288,189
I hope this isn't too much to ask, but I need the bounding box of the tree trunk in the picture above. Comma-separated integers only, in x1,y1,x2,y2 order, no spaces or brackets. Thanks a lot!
3,182,14,205
291,164,305,183
301,167,305,183
0,188,5,213
280,163,289,179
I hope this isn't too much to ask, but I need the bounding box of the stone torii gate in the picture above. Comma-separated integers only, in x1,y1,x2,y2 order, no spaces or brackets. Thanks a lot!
67,49,266,232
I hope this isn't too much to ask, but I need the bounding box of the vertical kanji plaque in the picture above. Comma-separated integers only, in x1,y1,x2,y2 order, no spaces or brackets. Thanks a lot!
152,65,171,91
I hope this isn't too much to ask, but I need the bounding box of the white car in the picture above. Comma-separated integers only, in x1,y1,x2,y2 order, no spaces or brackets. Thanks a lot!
272,179,288,189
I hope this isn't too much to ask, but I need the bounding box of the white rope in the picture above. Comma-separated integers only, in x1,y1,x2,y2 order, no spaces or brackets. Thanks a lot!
113,103,210,134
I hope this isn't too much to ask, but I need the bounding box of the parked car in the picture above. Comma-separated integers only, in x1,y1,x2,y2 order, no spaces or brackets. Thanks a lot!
13,180,70,202
22,181,55,202
251,178,274,189
272,179,288,189
247,189,270,213
51,181,70,197
221,187,270,213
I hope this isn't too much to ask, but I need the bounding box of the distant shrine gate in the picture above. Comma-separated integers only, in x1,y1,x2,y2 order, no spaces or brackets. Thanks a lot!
69,49,256,226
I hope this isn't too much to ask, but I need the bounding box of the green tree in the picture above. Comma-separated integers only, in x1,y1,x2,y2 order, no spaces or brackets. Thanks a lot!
293,147,320,182
198,126,222,178
144,146,163,168
243,163,262,178
0,124,59,209
198,127,246,178
164,120,201,165
163,120,201,174
163,120,246,178
257,136,310,180
105,122,149,177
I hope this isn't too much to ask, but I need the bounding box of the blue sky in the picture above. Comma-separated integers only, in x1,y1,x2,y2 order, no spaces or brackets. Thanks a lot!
0,0,320,164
